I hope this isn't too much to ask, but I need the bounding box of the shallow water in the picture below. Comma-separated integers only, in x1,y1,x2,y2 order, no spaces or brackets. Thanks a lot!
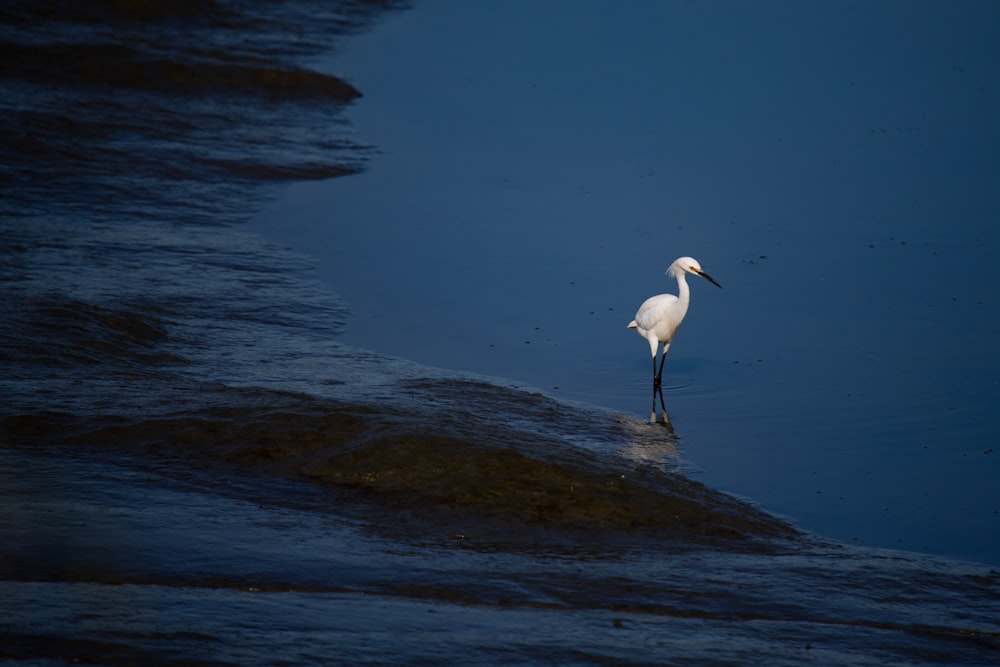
3,1,1000,665
4,449,999,666
252,0,1000,565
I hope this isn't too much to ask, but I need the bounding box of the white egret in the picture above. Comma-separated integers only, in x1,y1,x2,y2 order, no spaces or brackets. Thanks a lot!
628,256,722,423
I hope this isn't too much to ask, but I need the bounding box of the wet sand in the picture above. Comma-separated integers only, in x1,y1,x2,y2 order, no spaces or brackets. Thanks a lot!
4,1,1000,664
5,448,998,665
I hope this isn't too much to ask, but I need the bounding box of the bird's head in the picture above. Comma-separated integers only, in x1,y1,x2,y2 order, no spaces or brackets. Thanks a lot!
668,257,723,288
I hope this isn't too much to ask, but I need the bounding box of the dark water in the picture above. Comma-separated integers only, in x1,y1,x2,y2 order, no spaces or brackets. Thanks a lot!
2,1,999,665
254,0,1000,564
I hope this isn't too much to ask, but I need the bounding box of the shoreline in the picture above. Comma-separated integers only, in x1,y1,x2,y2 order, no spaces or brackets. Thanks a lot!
4,3,1000,663
250,0,1000,566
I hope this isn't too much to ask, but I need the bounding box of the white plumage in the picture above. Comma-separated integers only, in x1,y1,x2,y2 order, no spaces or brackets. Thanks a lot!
628,256,722,422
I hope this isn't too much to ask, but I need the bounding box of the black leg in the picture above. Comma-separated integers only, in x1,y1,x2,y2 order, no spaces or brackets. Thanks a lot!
650,355,659,422
653,348,672,428
655,349,667,387
657,385,674,429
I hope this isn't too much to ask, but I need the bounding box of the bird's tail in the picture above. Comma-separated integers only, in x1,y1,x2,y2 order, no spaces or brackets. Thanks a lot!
627,320,637,329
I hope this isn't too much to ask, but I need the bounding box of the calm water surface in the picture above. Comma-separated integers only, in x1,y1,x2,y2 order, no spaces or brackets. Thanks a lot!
254,0,1000,565
3,1,999,664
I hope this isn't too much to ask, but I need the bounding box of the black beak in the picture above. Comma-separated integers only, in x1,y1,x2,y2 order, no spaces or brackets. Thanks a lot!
696,270,723,289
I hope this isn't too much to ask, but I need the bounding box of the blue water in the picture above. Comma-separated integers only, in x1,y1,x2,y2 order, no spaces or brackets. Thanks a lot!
253,0,1000,566
3,1,1000,664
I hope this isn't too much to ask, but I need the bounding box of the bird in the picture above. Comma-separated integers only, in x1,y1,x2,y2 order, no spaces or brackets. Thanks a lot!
628,256,722,423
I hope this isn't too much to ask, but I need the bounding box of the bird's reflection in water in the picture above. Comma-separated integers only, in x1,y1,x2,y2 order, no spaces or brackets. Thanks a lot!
618,409,681,473
654,387,673,433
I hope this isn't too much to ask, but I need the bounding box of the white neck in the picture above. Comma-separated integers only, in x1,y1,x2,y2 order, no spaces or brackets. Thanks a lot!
675,272,691,315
